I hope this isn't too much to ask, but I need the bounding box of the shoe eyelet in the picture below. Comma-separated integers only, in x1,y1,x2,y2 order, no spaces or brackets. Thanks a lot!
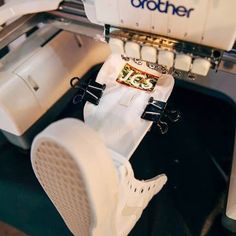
153,184,155,188
134,188,137,192
130,185,132,189
148,187,151,191
141,189,144,193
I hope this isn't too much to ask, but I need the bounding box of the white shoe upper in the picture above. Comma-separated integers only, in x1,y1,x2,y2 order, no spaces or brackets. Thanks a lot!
31,54,174,236
111,150,167,236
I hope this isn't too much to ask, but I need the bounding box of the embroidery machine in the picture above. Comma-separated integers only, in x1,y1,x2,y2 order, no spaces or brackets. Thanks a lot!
0,0,236,233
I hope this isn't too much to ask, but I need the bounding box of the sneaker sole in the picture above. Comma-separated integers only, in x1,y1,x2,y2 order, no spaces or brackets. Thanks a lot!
31,118,119,236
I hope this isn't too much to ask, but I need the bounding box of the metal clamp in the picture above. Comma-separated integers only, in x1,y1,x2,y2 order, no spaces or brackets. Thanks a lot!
141,97,181,134
70,77,106,105
141,97,167,122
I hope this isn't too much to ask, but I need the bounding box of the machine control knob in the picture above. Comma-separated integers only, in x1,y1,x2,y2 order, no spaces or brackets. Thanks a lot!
125,41,140,59
158,50,174,69
141,46,157,63
109,38,124,54
191,58,211,76
174,54,192,71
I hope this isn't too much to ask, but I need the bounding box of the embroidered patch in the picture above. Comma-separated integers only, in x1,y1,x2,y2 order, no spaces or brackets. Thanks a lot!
116,63,159,92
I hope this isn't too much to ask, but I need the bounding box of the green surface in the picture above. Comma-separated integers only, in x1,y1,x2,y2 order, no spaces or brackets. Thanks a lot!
0,144,71,236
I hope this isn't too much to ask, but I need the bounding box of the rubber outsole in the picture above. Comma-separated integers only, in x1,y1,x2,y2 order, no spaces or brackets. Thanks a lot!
31,119,119,236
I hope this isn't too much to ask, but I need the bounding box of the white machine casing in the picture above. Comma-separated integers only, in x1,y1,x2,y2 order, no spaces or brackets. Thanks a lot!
0,0,62,26
88,0,236,51
0,25,110,148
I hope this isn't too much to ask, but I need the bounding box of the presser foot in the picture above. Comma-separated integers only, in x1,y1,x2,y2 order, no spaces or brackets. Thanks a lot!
70,77,106,105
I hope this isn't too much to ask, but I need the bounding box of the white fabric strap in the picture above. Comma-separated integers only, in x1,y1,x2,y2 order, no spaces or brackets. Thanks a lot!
84,54,174,159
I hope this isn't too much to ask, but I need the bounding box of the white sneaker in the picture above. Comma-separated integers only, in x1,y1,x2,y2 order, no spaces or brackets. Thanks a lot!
31,118,167,236
31,55,173,235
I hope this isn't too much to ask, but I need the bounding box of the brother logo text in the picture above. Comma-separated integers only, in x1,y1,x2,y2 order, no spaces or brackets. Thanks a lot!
131,0,194,18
